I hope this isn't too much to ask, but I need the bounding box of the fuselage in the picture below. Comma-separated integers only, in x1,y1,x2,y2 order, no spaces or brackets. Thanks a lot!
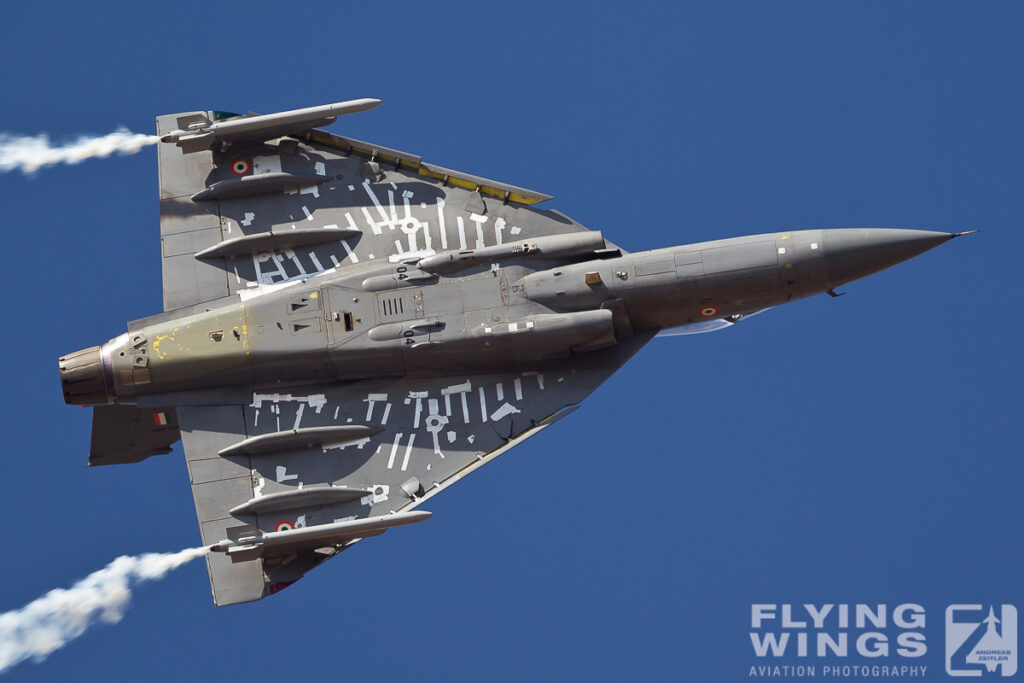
58,228,957,406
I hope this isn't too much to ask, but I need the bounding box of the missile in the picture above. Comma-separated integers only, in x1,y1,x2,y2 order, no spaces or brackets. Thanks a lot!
210,510,432,562
416,231,608,273
161,98,381,153
360,232,608,292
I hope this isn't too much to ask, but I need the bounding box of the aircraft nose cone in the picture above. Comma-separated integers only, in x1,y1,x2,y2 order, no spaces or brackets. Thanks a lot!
823,228,956,287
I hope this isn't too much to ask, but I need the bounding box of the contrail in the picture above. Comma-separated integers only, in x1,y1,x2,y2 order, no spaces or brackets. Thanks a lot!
0,546,208,674
0,128,159,175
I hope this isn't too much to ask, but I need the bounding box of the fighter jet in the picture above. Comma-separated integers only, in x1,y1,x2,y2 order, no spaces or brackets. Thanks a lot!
58,99,972,605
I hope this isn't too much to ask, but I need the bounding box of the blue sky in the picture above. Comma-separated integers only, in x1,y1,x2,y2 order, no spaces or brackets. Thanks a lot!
0,2,1020,681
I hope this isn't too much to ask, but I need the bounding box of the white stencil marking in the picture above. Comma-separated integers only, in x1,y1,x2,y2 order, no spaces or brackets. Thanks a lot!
400,433,416,471
490,402,521,422
276,466,298,483
309,252,324,271
387,432,403,469
469,213,487,249
436,198,448,249
456,216,467,250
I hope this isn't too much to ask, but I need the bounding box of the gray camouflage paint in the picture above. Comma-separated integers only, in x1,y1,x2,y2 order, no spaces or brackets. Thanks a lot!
57,101,968,605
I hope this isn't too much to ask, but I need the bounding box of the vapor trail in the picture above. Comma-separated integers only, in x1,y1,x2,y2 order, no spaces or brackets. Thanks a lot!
0,128,159,175
0,546,208,674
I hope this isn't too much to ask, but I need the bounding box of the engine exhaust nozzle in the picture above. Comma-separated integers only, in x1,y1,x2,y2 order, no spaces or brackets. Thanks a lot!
58,345,112,405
